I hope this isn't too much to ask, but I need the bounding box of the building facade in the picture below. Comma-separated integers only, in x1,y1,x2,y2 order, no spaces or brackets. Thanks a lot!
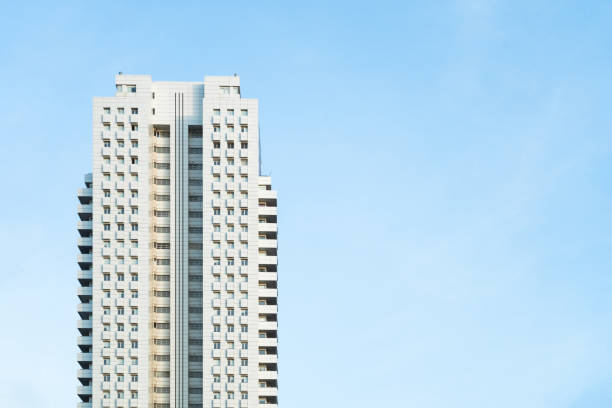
77,75,279,408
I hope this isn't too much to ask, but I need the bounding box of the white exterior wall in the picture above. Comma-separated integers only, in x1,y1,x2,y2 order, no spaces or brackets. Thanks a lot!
76,74,279,408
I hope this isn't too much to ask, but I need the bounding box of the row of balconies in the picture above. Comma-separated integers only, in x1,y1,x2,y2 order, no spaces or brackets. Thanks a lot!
211,115,248,125
211,248,249,258
211,382,251,392
211,182,249,192
100,196,139,207
100,113,139,124
77,179,93,404
211,282,249,291
211,215,250,225
100,180,139,191
100,146,139,157
211,166,249,177
211,299,250,309
211,148,249,159
100,162,139,174
99,231,139,242
211,265,249,275
99,264,139,274
211,198,250,208
100,129,139,142
211,231,249,242
100,247,138,257
211,132,249,142
210,365,251,376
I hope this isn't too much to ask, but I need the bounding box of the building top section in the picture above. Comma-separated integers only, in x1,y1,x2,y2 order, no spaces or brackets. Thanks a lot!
111,73,243,99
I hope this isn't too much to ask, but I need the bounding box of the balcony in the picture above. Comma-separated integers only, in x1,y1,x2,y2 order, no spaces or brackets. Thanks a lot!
259,305,277,315
239,132,248,141
77,220,92,233
77,335,92,345
77,303,92,315
258,206,277,216
77,237,93,250
258,370,278,380
258,337,278,347
77,269,92,282
77,187,92,199
77,287,92,299
77,204,92,218
258,256,277,266
259,190,277,200
76,352,92,363
258,239,277,249
258,271,277,282
77,319,92,331
77,403,92,408
77,368,92,379
259,321,278,331
77,253,93,266
258,223,277,233
258,354,278,364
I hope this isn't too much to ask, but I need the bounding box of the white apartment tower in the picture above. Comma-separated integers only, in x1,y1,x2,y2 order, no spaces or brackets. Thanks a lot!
76,75,279,408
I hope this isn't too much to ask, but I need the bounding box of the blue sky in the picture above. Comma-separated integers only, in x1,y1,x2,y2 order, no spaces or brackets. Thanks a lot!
1,0,612,406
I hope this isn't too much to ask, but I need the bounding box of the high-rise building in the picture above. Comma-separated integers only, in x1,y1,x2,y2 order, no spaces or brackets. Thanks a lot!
76,75,279,408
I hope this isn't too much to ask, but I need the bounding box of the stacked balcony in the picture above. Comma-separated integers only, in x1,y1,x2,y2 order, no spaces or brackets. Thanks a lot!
77,174,93,405
257,177,278,406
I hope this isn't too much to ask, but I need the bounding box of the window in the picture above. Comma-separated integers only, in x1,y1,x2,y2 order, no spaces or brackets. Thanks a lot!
227,109,234,116
213,208,220,215
241,109,248,116
103,122,110,130
213,125,220,132
128,85,136,93
131,123,138,131
103,107,110,114
213,109,220,115
131,107,138,114
118,323,124,331
117,140,124,147
241,126,248,132
241,142,248,149
118,107,124,114
117,340,124,348
117,122,124,130
241,259,248,266
103,223,110,231
241,209,248,215
131,141,138,148
103,140,111,147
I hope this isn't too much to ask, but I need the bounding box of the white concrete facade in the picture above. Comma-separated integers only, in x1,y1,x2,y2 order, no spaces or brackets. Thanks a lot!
77,74,279,408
